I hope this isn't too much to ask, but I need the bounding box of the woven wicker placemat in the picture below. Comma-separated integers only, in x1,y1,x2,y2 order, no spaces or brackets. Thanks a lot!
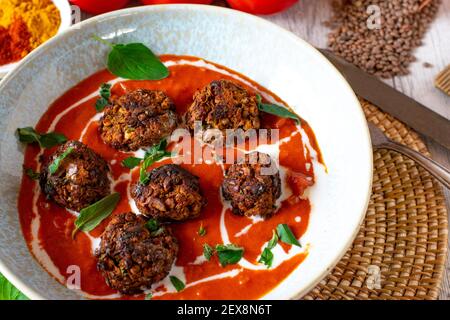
304,100,449,300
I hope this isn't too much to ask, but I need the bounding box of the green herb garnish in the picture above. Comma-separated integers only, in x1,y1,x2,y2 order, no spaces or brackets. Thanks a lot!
95,83,112,112
198,223,206,237
0,273,28,300
122,156,142,169
256,94,300,124
145,219,165,236
94,36,169,81
145,219,159,232
139,139,172,184
215,244,244,267
203,243,214,261
258,248,274,268
123,140,171,174
267,230,279,250
48,147,74,174
145,292,153,300
276,224,301,247
169,276,185,292
151,228,165,237
39,133,68,148
258,230,279,268
17,127,67,148
72,193,121,238
17,127,40,145
24,167,40,180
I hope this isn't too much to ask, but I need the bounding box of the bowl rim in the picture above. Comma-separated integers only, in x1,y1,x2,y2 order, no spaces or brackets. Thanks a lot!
0,4,373,300
0,0,73,78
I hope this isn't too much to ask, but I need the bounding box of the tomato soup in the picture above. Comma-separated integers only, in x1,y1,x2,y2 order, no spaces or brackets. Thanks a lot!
18,55,323,299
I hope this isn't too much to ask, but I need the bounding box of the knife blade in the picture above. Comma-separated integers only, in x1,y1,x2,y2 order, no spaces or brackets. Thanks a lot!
319,48,450,150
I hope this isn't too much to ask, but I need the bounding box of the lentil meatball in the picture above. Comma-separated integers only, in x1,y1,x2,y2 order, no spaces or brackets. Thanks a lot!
131,164,206,221
96,212,178,294
185,80,260,131
39,140,110,212
99,89,178,151
222,152,281,218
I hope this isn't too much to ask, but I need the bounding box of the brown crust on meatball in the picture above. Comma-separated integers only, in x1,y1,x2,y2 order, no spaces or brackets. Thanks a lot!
185,80,260,131
39,140,110,212
131,164,206,222
96,212,178,294
99,89,178,151
222,152,281,218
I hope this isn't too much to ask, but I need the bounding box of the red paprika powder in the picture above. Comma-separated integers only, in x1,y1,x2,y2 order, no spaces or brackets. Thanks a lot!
0,16,31,66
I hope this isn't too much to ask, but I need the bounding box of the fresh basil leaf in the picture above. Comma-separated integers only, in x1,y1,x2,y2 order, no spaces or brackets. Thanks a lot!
48,147,74,174
256,94,300,124
142,139,170,161
140,169,150,185
0,273,28,300
256,93,262,104
24,167,40,180
99,83,111,99
276,224,301,247
198,224,206,237
140,154,162,184
145,219,159,232
17,127,41,145
17,127,67,149
145,292,153,300
267,230,279,250
95,83,112,112
39,132,68,148
139,139,172,184
203,244,214,261
95,98,108,112
258,231,278,268
145,218,165,237
151,227,165,237
258,248,274,268
72,193,121,238
104,42,169,80
215,244,244,267
122,156,142,169
169,276,185,292
150,139,167,154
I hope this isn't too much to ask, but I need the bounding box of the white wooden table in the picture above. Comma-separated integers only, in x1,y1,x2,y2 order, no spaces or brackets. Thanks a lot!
82,0,450,299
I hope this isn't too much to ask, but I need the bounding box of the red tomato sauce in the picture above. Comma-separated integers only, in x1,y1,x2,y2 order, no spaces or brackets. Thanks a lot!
18,55,322,299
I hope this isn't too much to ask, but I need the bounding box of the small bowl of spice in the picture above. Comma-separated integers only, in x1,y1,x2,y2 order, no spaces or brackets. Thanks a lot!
0,0,72,78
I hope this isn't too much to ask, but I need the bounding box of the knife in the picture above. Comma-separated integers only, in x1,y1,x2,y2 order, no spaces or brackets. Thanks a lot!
319,48,450,150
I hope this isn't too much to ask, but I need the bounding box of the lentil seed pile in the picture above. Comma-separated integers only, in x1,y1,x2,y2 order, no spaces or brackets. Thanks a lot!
326,0,441,78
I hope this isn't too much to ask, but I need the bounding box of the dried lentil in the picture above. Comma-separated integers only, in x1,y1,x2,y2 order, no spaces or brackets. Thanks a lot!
326,0,440,78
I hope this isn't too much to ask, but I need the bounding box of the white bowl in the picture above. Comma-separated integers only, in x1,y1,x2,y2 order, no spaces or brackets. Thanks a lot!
0,4,372,300
0,0,73,78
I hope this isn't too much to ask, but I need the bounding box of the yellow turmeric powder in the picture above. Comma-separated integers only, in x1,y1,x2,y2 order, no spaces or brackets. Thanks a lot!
0,0,61,51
